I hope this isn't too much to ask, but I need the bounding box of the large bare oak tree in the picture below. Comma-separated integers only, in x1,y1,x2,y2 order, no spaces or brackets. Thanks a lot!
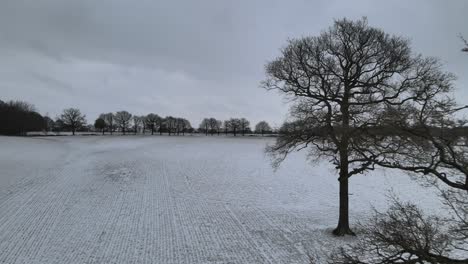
262,18,454,236
61,108,86,135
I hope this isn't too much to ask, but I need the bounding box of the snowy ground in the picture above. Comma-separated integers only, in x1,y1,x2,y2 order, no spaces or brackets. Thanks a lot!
0,136,440,264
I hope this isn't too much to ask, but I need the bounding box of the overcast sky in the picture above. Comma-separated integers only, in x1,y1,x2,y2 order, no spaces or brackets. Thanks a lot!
0,0,467,127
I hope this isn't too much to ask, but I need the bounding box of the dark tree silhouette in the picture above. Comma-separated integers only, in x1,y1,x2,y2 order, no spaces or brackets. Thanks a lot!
94,118,106,135
165,116,177,136
145,113,161,135
53,118,64,133
100,113,115,135
114,111,132,135
43,116,55,133
61,108,86,135
199,118,221,135
208,118,220,135
141,116,148,134
262,18,454,236
176,118,191,135
223,120,230,135
239,118,250,136
199,118,210,135
214,119,222,135
227,118,241,136
0,100,45,135
255,121,272,136
133,116,144,135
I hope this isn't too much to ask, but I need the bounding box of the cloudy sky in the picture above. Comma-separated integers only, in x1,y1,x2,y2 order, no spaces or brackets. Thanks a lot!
0,0,467,127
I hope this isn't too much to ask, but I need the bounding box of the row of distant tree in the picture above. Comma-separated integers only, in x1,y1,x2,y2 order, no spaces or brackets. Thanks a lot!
0,100,274,136
93,111,273,136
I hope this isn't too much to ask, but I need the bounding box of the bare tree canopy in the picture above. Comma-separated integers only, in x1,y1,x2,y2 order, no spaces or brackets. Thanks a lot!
114,111,132,135
208,118,220,135
175,118,191,135
61,108,86,135
255,121,272,136
199,118,210,135
239,118,250,136
99,113,115,135
200,118,222,135
145,113,161,135
262,17,455,236
132,115,144,134
165,116,177,136
226,118,241,136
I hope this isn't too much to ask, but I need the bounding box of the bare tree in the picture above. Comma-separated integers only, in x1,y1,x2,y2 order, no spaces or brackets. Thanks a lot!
60,108,86,135
94,118,106,135
199,118,210,135
114,111,132,135
165,116,177,136
208,118,220,135
141,116,148,134
331,196,467,264
215,119,222,135
100,113,115,135
332,51,468,261
53,118,64,133
223,120,230,135
255,121,272,136
239,118,250,136
176,118,191,135
262,18,454,236
200,118,221,135
227,118,241,136
133,115,144,135
145,113,161,135
43,115,55,133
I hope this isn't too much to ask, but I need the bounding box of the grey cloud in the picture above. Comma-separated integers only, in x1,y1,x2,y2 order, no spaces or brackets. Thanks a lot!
0,0,467,126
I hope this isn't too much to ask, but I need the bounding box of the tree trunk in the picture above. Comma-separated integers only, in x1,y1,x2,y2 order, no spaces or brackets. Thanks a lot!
102,129,104,135
72,127,75,135
333,164,354,236
333,92,354,236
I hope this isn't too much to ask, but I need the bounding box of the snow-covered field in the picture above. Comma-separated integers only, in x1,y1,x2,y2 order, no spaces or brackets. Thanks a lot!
0,136,440,263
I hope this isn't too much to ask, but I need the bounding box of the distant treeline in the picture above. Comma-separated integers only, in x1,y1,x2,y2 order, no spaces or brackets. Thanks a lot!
0,100,45,135
0,99,275,136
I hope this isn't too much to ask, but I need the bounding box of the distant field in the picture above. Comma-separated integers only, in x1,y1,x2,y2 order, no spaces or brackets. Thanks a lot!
0,136,440,263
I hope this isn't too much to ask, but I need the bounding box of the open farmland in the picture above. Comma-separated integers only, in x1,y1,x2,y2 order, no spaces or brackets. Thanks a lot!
0,136,440,263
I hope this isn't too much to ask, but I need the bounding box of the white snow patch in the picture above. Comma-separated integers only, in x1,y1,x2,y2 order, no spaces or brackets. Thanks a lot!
0,136,442,263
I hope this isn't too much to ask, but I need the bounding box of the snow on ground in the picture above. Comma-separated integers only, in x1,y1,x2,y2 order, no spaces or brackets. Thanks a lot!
0,135,441,263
